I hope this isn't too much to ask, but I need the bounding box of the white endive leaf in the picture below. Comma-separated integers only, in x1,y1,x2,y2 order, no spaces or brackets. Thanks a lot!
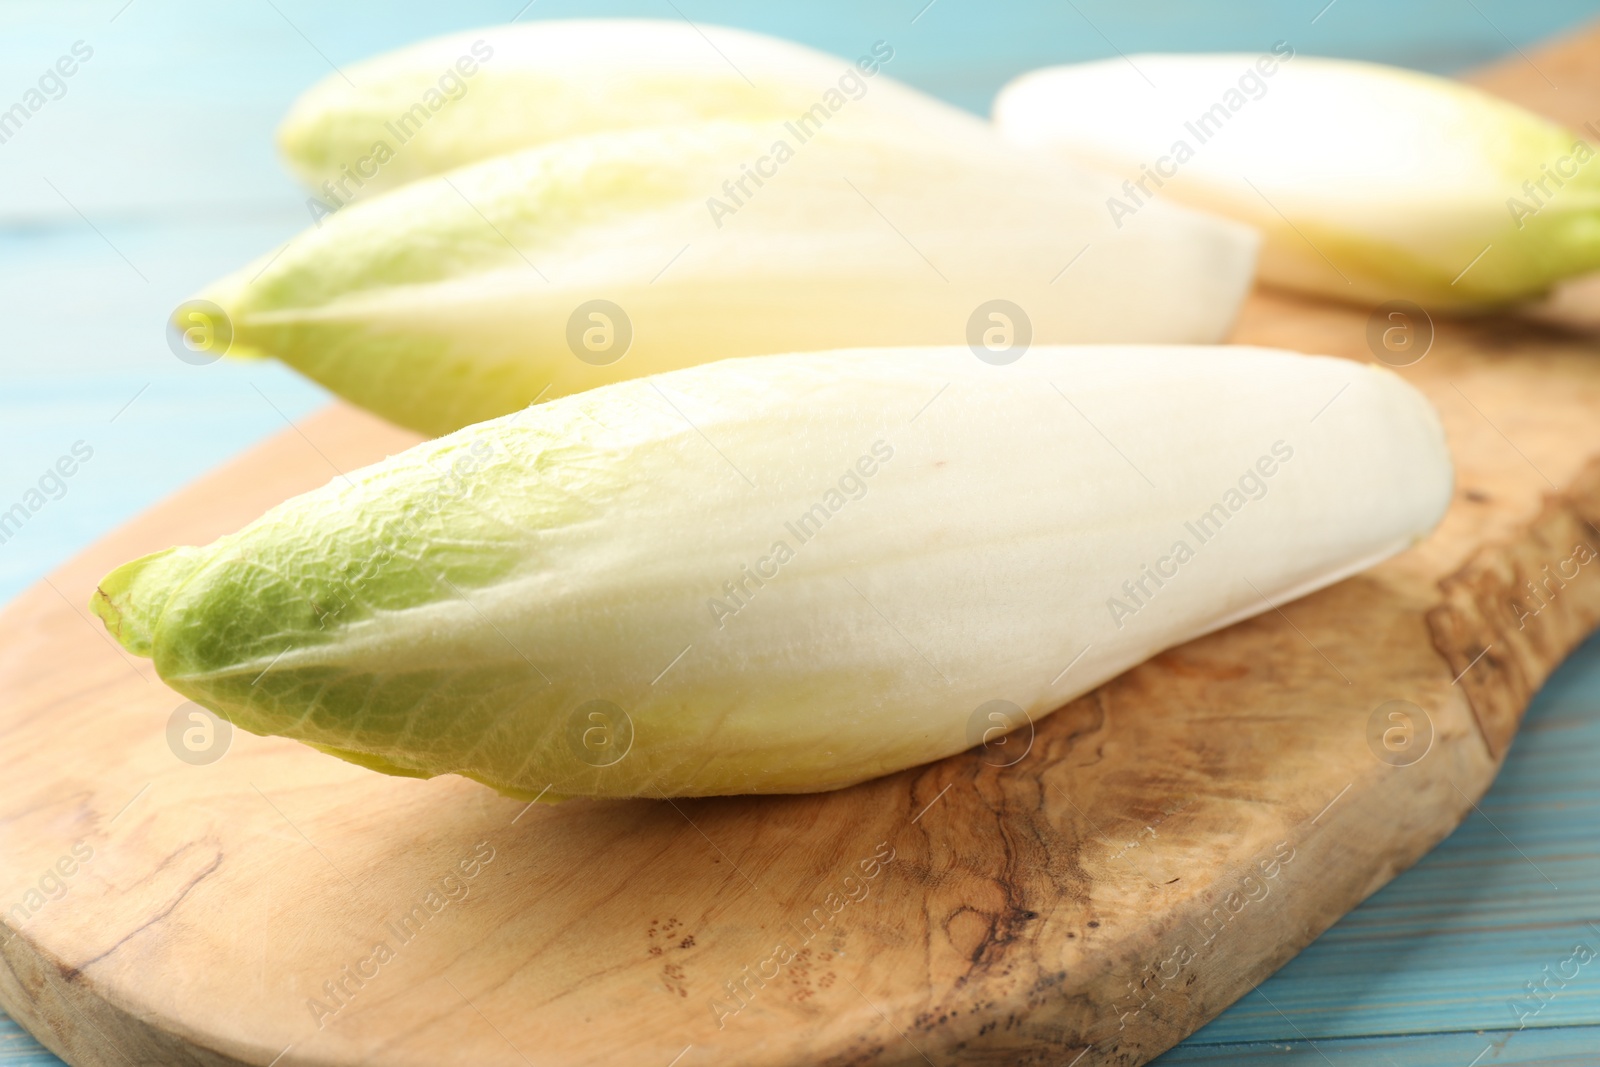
93,345,1452,800
994,51,1600,308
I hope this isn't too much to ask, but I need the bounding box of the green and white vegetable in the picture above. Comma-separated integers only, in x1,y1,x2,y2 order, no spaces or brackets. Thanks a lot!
92,345,1452,800
192,119,1257,437
994,53,1600,309
278,19,967,201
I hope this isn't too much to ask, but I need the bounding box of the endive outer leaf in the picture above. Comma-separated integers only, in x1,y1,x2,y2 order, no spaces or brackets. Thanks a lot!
194,120,1258,436
278,19,972,200
994,53,1600,308
91,345,1452,800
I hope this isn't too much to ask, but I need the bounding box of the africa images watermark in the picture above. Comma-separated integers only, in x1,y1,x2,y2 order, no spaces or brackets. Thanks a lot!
1105,440,1295,629
706,439,895,629
306,839,497,1029
1509,924,1600,1030
0,440,95,548
0,40,94,147
307,39,495,223
1510,538,1597,630
4,841,95,935
1107,40,1295,229
244,408,557,697
709,841,897,1029
705,40,896,228
1110,837,1297,1032
1506,120,1600,230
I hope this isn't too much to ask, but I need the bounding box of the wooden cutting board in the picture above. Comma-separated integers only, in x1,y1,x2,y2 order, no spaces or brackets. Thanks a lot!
6,29,1600,1067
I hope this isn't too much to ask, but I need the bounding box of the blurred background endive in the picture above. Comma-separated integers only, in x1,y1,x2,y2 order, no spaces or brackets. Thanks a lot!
3,3,1599,1063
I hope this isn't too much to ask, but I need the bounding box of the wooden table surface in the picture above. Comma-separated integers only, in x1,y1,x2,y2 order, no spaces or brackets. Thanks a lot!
4,2,1600,1064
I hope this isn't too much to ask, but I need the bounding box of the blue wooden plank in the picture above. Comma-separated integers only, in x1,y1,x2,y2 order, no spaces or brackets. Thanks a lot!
1157,1024,1600,1065
1177,635,1600,1047
0,214,328,605
0,365,327,603
0,1015,57,1067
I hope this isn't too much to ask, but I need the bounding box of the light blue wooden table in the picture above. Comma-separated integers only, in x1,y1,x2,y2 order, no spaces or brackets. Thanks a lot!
3,2,1599,1063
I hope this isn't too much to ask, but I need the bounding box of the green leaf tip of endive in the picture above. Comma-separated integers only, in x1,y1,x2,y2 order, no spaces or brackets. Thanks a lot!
170,263,271,363
91,546,205,658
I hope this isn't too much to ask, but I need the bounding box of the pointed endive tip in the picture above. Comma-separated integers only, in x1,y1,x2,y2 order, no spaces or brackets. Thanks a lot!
90,547,203,659
174,263,269,362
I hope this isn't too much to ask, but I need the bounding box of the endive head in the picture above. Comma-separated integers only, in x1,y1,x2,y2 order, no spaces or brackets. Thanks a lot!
91,345,1451,800
275,19,962,198
172,117,1257,437
994,53,1600,309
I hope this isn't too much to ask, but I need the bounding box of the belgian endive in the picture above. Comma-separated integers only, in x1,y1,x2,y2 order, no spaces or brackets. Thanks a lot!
278,19,969,200
189,120,1257,436
994,51,1600,309
93,346,1452,800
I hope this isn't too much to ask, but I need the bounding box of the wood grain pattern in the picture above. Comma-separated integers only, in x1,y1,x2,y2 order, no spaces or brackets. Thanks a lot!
6,26,1600,1067
1170,647,1600,1058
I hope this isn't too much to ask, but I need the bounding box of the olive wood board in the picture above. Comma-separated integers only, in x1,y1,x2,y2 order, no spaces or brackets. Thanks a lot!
5,27,1600,1067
